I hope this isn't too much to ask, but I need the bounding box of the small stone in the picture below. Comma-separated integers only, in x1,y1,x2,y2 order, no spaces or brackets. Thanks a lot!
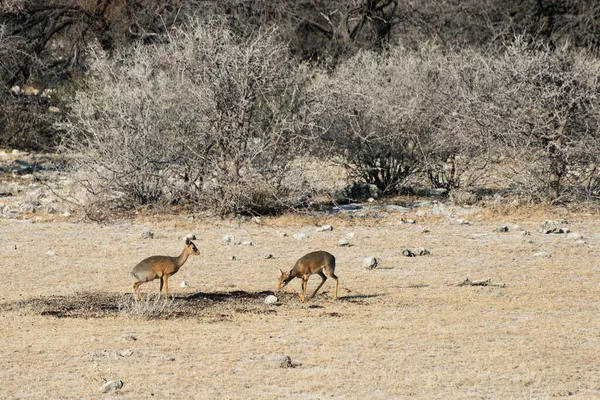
454,218,471,225
566,232,584,240
265,295,278,304
494,226,509,232
180,280,189,288
101,379,123,393
316,225,333,232
338,238,350,247
533,251,551,258
362,257,379,270
346,232,356,238
277,231,288,237
222,234,236,244
538,220,557,234
280,355,293,368
413,247,430,256
520,229,531,236
140,231,154,239
47,251,57,257
121,334,137,341
293,233,308,240
241,241,253,246
399,218,416,224
263,253,274,259
557,228,570,234
229,255,237,261
400,248,416,257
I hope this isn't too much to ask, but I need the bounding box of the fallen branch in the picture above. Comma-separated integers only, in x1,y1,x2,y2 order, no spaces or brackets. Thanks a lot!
454,276,506,288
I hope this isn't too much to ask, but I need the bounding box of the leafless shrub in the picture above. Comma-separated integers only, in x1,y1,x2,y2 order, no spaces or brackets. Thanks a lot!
312,45,496,196
480,39,600,202
59,19,316,217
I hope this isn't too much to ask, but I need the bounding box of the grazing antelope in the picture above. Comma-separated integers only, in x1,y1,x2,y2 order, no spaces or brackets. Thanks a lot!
131,238,200,301
278,251,339,302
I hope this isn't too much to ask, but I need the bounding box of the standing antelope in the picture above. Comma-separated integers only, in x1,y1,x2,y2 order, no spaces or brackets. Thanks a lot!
131,238,200,301
278,251,339,302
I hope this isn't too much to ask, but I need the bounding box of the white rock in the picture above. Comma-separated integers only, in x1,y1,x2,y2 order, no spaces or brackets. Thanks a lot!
316,225,333,232
293,233,308,240
222,234,236,244
180,280,189,288
140,231,154,239
121,333,137,341
264,295,278,304
362,257,379,269
263,253,274,259
413,247,430,256
566,232,584,240
47,251,57,257
338,238,350,247
101,379,123,393
241,241,253,246
533,252,551,258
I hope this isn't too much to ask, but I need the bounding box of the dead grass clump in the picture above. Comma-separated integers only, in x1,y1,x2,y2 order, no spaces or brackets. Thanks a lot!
118,295,177,319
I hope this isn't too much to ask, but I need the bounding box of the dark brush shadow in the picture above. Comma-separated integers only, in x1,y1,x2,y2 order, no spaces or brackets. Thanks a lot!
185,290,275,301
338,293,386,300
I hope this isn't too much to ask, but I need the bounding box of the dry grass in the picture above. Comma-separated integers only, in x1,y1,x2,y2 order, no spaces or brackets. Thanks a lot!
1,206,600,399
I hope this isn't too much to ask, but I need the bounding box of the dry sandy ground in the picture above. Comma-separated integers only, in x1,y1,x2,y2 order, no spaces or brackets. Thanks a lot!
1,205,600,399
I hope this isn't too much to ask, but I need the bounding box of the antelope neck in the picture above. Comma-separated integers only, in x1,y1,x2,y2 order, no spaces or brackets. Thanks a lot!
176,248,190,267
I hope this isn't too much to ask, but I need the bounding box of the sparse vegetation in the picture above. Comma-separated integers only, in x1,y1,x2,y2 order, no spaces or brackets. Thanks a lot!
1,1,599,216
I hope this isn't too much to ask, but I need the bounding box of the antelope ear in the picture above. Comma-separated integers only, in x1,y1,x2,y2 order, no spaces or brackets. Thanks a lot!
279,268,285,275
186,238,191,245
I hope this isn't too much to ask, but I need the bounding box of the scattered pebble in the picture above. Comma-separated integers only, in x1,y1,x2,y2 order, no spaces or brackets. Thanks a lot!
413,247,430,256
180,280,189,288
293,233,308,240
280,355,294,369
263,253,274,259
533,251,551,258
121,334,137,341
140,231,154,239
316,225,333,232
265,295,278,304
338,238,350,247
222,234,236,244
101,379,123,393
566,232,584,240
400,248,415,257
362,257,379,270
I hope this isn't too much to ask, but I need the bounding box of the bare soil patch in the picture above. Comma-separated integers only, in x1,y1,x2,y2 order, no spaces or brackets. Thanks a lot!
1,205,600,399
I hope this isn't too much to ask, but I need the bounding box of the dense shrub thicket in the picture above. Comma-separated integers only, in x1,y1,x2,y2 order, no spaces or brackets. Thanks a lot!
2,1,600,216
